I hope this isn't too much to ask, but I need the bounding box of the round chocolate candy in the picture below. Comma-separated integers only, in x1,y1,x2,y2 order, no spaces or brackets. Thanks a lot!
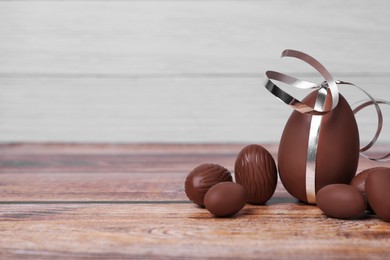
365,167,390,222
350,167,388,212
316,184,366,219
234,144,277,204
351,168,374,194
278,92,360,204
185,163,232,207
204,182,247,217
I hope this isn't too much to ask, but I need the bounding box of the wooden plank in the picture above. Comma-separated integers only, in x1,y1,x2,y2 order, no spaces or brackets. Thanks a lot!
1,76,390,143
0,1,389,75
0,172,188,201
1,203,390,259
0,172,291,201
0,143,256,172
0,144,287,201
0,144,389,201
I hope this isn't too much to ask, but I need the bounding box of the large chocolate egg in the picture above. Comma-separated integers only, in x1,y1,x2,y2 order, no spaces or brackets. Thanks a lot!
278,91,360,203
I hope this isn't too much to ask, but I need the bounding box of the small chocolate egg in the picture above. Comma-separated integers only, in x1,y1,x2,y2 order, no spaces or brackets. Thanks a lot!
351,167,388,212
185,163,232,207
351,168,373,194
317,184,366,219
365,168,390,222
234,144,277,204
204,182,247,217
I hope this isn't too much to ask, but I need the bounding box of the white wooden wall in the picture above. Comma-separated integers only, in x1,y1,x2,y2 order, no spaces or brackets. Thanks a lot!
1,0,390,143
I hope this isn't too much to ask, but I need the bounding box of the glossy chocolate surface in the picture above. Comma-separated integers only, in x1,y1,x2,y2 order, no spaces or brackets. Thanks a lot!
278,91,360,203
350,167,388,212
185,163,232,207
351,168,372,194
234,144,277,204
204,182,247,217
351,167,389,193
317,184,366,219
365,168,390,222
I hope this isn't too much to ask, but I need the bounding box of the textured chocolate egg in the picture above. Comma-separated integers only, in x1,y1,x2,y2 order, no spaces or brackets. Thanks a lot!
204,182,247,217
317,184,366,219
234,144,277,204
365,168,390,222
278,91,360,203
185,163,232,207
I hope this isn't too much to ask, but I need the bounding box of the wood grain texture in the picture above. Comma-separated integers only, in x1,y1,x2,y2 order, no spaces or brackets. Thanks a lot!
1,203,390,259
0,143,388,202
1,0,390,143
1,143,390,259
0,143,273,201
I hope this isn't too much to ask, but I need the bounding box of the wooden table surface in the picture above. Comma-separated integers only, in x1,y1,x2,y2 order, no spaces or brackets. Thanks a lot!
1,143,390,259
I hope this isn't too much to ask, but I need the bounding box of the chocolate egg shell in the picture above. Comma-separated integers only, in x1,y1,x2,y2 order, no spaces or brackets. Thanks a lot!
317,184,366,219
350,167,388,212
351,167,390,192
365,168,390,222
185,163,232,207
234,144,277,204
204,182,247,217
278,91,360,203
351,168,373,194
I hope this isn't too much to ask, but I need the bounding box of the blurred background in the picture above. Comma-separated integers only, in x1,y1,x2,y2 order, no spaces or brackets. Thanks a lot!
1,0,389,144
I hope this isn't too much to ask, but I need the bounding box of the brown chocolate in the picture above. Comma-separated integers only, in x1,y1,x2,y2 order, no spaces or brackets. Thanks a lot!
351,168,373,194
278,91,360,203
204,182,247,217
185,163,232,207
316,184,366,219
234,144,277,204
350,167,388,212
365,168,390,222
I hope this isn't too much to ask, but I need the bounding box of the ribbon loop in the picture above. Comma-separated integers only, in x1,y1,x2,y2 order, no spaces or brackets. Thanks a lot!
336,80,390,161
352,98,390,161
281,50,339,111
265,49,339,115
